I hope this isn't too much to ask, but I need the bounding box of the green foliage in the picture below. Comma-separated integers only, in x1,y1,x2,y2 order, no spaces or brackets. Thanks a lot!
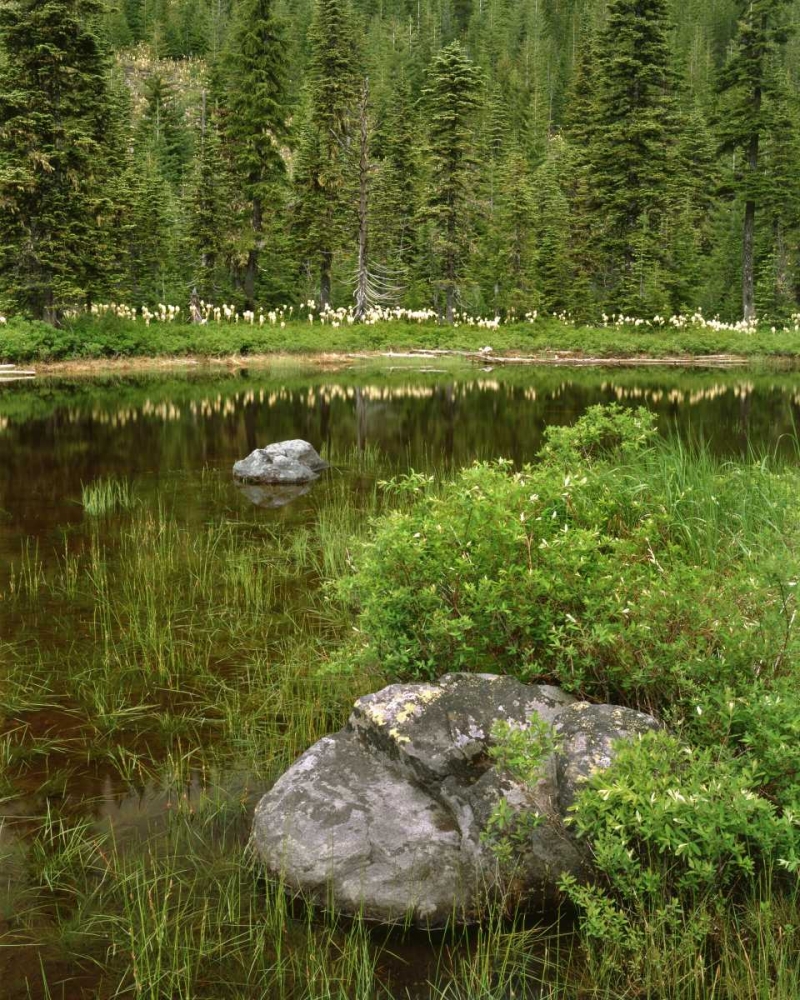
81,476,136,516
703,678,800,812
422,42,482,321
717,0,795,320
137,72,194,187
0,0,117,321
338,405,800,717
575,0,680,313
488,713,561,785
294,0,361,306
568,731,798,901
537,402,658,462
480,715,561,866
223,0,289,305
558,728,800,985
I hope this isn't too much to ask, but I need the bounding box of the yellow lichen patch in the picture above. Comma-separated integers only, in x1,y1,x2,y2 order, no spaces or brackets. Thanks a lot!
395,701,421,724
365,704,388,725
388,727,411,745
418,686,443,704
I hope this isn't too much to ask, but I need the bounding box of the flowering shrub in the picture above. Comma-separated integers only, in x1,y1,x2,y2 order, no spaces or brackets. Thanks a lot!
14,298,800,334
557,730,800,959
336,405,800,718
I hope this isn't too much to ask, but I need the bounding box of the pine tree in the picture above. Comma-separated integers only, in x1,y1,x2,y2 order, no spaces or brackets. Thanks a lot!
580,0,679,314
125,150,179,304
423,41,482,322
224,0,288,307
0,0,118,322
754,84,800,320
295,0,360,307
718,0,794,321
488,140,538,315
185,94,234,300
663,102,718,311
531,135,575,315
370,74,420,278
138,72,194,189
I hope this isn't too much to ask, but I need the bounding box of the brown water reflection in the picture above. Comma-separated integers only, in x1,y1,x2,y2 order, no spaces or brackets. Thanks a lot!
1,361,800,998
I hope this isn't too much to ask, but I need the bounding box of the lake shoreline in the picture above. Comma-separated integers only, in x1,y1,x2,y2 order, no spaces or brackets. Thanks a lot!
5,317,800,372
18,347,800,376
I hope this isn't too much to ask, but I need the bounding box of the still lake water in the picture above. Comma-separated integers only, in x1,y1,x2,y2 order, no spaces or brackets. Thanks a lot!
2,360,799,552
1,358,800,997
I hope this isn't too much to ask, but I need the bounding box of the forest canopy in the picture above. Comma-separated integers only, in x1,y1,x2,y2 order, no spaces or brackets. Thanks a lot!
0,0,798,325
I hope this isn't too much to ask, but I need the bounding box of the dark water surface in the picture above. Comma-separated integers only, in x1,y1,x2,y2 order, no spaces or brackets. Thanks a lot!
1,359,800,998
2,361,799,550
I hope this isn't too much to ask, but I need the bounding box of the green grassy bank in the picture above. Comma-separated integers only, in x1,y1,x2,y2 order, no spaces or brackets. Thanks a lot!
0,410,799,997
4,314,800,363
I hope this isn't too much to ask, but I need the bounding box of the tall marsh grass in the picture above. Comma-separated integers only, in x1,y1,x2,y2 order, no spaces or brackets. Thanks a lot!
1,429,799,998
81,475,136,516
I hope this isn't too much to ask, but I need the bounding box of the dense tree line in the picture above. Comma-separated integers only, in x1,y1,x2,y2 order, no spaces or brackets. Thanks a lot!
0,0,799,324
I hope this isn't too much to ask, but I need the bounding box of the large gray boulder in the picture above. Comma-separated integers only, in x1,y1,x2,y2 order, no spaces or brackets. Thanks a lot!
233,440,328,484
251,673,659,927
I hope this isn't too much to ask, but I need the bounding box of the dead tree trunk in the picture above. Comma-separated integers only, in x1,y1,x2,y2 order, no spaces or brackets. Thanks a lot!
354,77,371,321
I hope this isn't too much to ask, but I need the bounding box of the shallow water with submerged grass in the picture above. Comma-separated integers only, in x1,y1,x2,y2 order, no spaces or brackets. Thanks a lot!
1,360,800,999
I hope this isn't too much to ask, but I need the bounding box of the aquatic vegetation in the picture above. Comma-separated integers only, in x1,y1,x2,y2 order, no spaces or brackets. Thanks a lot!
81,476,136,516
0,396,799,997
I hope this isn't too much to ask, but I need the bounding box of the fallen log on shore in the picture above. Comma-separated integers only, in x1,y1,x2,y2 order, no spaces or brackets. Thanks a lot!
371,350,749,368
0,363,36,381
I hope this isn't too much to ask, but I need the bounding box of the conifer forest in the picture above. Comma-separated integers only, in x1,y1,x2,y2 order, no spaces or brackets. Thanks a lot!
1,0,800,327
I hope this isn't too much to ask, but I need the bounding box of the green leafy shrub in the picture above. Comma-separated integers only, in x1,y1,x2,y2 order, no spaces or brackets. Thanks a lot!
560,730,800,965
696,678,800,813
538,403,657,462
480,716,561,865
568,731,799,897
337,405,800,716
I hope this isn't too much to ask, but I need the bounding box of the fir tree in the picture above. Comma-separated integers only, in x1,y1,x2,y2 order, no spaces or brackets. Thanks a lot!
125,149,179,304
370,75,420,278
138,72,193,188
224,0,288,306
0,0,117,322
531,135,575,315
718,0,794,321
664,102,718,311
581,0,679,313
295,0,360,307
488,140,538,315
185,94,233,300
423,41,482,322
754,84,800,319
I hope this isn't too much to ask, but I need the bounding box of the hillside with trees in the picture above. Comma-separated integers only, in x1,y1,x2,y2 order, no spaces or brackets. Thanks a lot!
1,0,799,325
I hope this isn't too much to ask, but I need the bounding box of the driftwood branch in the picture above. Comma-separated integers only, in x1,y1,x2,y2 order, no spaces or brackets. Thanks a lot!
363,350,749,368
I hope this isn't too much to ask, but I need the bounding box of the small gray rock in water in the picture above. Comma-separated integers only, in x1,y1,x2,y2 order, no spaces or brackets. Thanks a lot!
250,673,660,927
233,440,328,485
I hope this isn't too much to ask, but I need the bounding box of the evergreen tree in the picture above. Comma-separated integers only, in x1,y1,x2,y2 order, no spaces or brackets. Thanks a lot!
718,0,794,320
185,94,234,300
423,41,482,322
580,0,679,314
224,0,288,306
125,149,179,304
487,140,538,315
295,0,360,307
0,0,117,322
754,84,800,319
664,102,718,311
138,72,193,188
531,135,575,315
370,75,420,278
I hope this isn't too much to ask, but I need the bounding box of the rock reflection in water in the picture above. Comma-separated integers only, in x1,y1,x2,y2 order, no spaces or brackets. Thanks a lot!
235,480,314,508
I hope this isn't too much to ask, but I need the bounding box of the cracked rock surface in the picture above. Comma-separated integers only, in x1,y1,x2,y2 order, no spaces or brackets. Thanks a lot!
250,673,659,926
